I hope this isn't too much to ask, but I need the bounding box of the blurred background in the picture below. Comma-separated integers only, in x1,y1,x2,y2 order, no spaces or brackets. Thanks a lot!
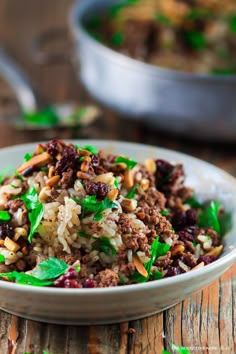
0,0,236,174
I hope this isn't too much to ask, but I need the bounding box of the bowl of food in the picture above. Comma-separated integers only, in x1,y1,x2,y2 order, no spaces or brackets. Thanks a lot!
0,139,235,324
70,0,236,141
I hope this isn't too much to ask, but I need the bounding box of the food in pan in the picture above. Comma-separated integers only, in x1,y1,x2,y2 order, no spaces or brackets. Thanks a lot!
0,139,224,288
86,0,236,74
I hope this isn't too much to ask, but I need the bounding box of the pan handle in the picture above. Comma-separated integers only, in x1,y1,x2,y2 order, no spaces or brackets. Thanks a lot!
0,48,38,112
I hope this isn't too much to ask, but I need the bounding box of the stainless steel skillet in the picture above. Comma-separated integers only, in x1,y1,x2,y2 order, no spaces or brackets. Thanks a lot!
70,0,236,141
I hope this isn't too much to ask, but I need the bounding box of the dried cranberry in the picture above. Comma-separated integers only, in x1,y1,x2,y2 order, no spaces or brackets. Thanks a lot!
155,160,173,183
91,155,99,167
46,139,59,158
186,209,198,225
83,278,95,288
171,210,187,231
85,181,108,199
172,209,198,231
178,230,194,242
0,223,14,240
54,267,79,288
55,146,79,174
198,255,216,265
165,266,183,277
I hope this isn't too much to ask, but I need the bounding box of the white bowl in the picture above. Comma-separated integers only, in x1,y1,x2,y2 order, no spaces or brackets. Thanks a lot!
0,140,236,325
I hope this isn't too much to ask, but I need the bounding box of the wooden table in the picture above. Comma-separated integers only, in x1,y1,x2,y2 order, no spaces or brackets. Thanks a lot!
0,1,236,353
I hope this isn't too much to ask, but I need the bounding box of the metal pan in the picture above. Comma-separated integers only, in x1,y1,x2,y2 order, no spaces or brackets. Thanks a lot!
70,0,236,141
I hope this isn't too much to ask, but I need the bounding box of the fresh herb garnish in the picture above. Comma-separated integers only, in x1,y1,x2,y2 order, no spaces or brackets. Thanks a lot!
23,106,59,127
15,171,25,182
0,210,11,221
111,32,125,46
32,257,69,280
131,237,170,283
0,165,12,185
228,13,236,33
160,210,169,216
78,231,89,238
40,167,49,173
198,201,221,234
24,152,33,162
0,271,53,287
114,176,119,189
76,144,98,155
184,30,207,50
20,186,44,242
115,156,137,170
10,184,18,188
154,13,172,25
118,273,126,285
126,185,138,199
0,254,5,262
95,237,116,256
74,196,118,221
184,195,202,209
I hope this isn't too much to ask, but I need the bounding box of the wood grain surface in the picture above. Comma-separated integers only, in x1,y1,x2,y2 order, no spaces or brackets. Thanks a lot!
0,1,235,353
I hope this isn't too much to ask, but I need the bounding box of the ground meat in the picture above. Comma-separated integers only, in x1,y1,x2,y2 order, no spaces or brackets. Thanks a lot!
138,187,166,210
95,269,119,287
204,228,221,246
7,199,25,213
154,251,173,269
122,233,149,253
118,214,133,234
118,262,135,277
58,168,74,189
57,250,81,265
180,253,197,268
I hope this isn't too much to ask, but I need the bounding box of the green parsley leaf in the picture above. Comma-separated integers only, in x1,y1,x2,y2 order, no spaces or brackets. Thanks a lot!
20,186,39,209
0,271,53,287
95,237,116,256
198,201,221,234
10,184,18,189
23,106,59,127
24,152,33,162
28,203,44,243
0,254,5,262
0,165,12,185
212,67,235,75
32,257,69,280
76,145,98,155
126,185,138,199
0,210,11,221
74,196,118,221
228,13,236,33
153,269,163,280
78,231,89,238
115,156,137,170
162,351,171,354
15,171,25,182
184,30,207,50
111,32,125,46
131,237,170,283
114,176,119,189
154,13,172,25
160,210,169,216
184,195,202,209
171,344,190,354
186,8,211,21
40,167,49,173
118,273,126,284
20,186,44,242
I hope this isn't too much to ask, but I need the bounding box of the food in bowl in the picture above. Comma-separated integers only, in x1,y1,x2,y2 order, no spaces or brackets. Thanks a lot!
0,139,225,288
85,0,236,74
